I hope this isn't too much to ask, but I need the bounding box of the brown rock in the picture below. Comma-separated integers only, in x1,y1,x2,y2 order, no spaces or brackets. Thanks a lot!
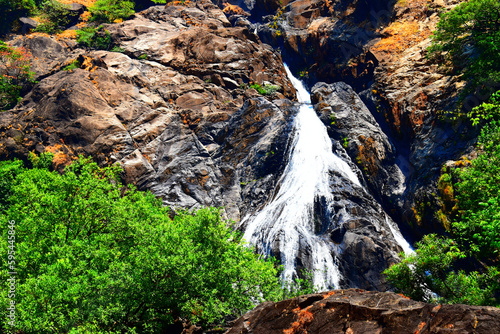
226,289,500,334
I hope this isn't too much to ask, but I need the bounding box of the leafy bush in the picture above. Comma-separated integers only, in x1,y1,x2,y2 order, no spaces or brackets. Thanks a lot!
0,154,307,333
0,41,34,110
34,0,79,34
250,83,280,95
88,0,134,23
76,26,113,50
385,111,500,306
428,0,500,93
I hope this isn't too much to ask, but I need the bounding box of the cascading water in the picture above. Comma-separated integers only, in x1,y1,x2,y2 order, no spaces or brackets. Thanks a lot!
385,215,414,256
240,64,363,289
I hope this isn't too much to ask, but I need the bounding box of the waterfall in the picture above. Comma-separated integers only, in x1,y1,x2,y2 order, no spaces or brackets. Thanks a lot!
385,215,414,256
240,65,362,289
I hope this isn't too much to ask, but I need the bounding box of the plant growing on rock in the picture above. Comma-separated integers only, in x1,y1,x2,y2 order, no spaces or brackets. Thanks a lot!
76,25,113,50
0,0,37,33
250,83,280,95
385,96,500,306
0,41,34,110
428,0,500,94
88,0,135,23
34,0,79,34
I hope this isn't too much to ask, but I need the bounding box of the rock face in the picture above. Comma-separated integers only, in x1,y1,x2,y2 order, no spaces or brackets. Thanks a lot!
0,0,487,292
0,0,412,290
227,289,500,334
0,1,295,219
243,0,479,238
311,82,407,228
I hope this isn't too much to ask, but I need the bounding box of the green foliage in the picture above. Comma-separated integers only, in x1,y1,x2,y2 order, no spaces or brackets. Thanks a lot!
385,117,500,306
138,53,147,60
0,155,309,333
454,120,500,260
88,0,134,23
0,41,34,110
329,113,336,125
249,83,280,95
34,0,79,34
0,0,37,33
63,59,81,71
76,26,113,50
110,45,125,53
468,90,500,126
342,137,348,149
428,0,500,93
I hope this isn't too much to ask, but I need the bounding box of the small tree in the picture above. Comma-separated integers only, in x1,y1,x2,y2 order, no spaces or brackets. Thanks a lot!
0,41,34,110
88,0,135,23
428,0,500,94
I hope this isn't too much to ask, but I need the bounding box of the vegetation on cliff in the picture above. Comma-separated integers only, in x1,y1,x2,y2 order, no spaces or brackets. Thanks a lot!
0,41,34,110
0,154,313,333
385,92,500,306
386,0,500,306
428,0,500,96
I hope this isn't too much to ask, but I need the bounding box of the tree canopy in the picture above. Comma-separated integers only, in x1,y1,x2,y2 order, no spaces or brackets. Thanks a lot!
0,154,303,333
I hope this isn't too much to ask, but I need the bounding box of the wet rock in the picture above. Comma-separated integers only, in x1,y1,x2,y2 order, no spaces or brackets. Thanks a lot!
227,289,500,334
312,81,407,226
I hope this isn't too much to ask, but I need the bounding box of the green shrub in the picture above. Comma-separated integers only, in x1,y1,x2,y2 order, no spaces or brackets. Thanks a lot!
76,26,113,50
0,154,312,332
88,0,134,23
0,41,34,110
250,83,280,95
34,0,79,34
428,0,500,94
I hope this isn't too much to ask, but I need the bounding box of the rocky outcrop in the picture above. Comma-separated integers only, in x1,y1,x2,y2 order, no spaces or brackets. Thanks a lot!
0,0,410,290
227,289,500,334
0,0,295,219
241,0,479,238
1,0,484,292
312,82,407,227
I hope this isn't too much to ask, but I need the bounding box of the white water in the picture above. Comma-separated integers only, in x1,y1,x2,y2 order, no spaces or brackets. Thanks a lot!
385,215,414,256
241,65,361,289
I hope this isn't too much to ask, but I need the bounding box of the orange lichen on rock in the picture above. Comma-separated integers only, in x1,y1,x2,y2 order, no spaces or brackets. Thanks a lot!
58,0,96,7
223,2,249,16
80,11,92,23
56,29,78,40
414,321,426,334
373,20,431,55
45,144,74,169
356,136,380,176
323,291,335,299
283,306,314,334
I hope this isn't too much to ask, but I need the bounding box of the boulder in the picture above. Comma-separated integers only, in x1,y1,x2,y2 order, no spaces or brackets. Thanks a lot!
227,289,500,334
19,17,39,34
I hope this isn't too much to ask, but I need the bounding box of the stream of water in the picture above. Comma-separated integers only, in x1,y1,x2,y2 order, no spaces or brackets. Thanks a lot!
241,65,365,289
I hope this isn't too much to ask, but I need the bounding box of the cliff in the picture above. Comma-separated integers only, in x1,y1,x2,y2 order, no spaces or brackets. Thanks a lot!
1,0,498,330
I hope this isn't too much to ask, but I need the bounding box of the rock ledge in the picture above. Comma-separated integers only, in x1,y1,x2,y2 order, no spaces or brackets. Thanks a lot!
226,289,500,333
